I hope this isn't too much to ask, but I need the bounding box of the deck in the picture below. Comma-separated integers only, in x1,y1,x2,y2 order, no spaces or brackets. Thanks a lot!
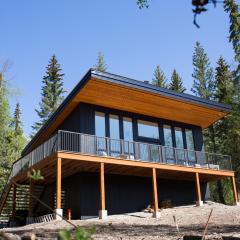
0,130,238,221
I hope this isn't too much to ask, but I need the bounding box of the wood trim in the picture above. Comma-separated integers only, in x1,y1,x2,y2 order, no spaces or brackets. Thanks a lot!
195,172,201,203
56,158,62,209
152,168,158,211
231,176,239,204
57,152,235,177
99,162,105,210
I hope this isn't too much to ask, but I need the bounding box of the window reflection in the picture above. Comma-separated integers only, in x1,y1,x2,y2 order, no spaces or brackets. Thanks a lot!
95,112,106,156
185,129,196,162
138,120,159,139
109,114,120,157
163,125,174,163
123,117,134,158
174,127,185,163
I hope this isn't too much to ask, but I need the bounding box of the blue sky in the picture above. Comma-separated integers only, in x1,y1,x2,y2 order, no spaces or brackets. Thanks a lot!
0,0,238,136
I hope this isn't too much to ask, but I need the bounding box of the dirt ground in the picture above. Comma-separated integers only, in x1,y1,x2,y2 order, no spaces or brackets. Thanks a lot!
1,202,240,239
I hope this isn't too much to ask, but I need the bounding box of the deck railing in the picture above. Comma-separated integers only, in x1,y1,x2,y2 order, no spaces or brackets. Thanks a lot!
8,130,232,182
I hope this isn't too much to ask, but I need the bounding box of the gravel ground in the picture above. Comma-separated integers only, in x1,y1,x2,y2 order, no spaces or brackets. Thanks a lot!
1,202,240,239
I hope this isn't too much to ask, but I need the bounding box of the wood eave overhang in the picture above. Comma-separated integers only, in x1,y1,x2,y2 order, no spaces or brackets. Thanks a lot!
22,69,231,156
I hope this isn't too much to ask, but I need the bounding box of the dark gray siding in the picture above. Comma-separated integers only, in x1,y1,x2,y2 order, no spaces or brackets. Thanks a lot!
36,172,206,219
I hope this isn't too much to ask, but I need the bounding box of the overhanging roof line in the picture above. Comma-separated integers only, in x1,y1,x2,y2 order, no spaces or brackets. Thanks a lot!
91,70,232,112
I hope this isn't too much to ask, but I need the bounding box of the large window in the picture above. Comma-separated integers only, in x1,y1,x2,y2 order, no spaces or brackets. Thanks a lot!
163,125,174,163
109,114,120,139
163,125,173,147
185,129,194,150
123,117,133,141
185,129,196,162
174,127,185,162
174,127,184,149
137,120,159,139
109,114,121,156
95,112,107,156
95,112,106,137
123,117,134,158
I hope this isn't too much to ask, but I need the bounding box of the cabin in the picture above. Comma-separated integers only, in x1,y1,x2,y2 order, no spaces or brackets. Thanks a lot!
0,69,239,224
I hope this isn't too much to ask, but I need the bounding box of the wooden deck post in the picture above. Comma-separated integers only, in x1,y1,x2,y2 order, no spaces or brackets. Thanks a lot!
55,157,63,220
28,180,34,217
231,176,239,205
152,168,160,218
12,184,17,221
99,162,107,219
195,172,203,206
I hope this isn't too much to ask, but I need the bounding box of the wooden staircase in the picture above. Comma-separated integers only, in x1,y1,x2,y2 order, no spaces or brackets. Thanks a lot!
0,183,44,222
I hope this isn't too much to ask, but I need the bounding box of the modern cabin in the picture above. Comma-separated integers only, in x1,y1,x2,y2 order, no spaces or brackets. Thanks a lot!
0,69,239,224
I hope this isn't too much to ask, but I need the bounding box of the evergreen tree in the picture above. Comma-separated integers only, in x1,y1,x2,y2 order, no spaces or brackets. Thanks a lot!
11,102,23,136
169,69,186,93
191,42,215,100
215,57,234,104
224,0,240,83
94,52,107,72
32,55,65,134
152,65,167,88
0,72,26,193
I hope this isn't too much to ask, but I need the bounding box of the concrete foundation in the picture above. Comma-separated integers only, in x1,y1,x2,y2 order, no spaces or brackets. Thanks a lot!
196,200,204,206
152,211,161,219
99,210,108,219
55,208,63,220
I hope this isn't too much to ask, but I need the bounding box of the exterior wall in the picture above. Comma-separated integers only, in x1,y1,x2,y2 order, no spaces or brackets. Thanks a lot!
36,172,206,219
59,103,204,151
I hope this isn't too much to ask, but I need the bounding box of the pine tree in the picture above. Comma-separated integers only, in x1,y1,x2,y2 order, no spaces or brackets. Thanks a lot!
152,65,167,88
94,52,107,72
169,69,186,93
32,55,65,134
224,0,240,83
191,42,215,100
0,73,21,192
11,102,23,136
215,57,234,104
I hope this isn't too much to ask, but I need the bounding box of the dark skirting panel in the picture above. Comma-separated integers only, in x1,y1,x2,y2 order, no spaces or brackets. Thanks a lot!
36,172,206,219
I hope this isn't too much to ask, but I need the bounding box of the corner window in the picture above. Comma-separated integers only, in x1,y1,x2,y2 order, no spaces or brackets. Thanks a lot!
137,120,159,139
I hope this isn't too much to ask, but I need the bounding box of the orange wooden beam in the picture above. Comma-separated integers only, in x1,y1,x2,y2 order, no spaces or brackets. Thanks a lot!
58,152,235,177
56,158,62,209
231,176,239,205
99,162,105,210
195,172,202,205
152,168,159,212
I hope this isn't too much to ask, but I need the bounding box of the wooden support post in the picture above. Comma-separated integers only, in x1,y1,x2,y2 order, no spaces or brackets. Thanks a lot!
55,157,63,220
99,162,107,219
28,180,34,217
152,168,160,218
231,176,239,205
56,158,62,209
195,172,203,206
12,184,16,220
